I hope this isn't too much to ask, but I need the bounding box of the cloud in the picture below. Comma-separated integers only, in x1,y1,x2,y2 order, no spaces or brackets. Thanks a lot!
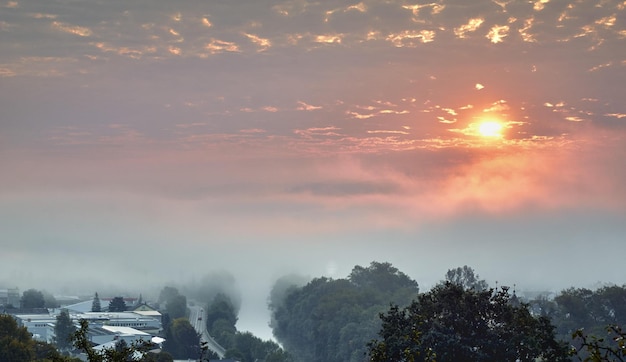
454,18,485,38
51,21,92,37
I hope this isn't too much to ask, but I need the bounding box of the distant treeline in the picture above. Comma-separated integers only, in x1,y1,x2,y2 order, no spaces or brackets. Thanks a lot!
266,262,626,362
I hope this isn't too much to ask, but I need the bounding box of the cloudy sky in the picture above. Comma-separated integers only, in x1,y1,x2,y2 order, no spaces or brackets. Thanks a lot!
1,0,625,339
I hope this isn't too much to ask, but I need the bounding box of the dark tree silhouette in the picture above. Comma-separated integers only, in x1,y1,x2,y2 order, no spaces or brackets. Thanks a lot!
108,297,127,312
92,292,101,312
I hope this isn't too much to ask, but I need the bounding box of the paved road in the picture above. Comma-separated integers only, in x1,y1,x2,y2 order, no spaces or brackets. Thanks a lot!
188,304,226,359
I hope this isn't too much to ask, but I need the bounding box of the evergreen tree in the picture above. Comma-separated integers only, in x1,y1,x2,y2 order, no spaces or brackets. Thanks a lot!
91,292,101,312
108,297,127,312
55,309,77,352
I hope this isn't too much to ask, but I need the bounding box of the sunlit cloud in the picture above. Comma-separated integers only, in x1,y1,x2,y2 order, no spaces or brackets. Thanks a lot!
486,25,509,43
357,105,377,111
0,56,78,77
297,101,322,111
294,127,343,140
492,0,511,11
565,116,584,122
439,107,457,116
325,2,367,22
202,17,212,28
454,18,484,39
519,18,536,42
240,128,266,134
595,15,616,28
175,123,207,129
51,21,92,37
533,0,550,11
0,67,16,77
379,109,409,115
5,1,18,8
438,117,456,124
244,33,272,51
29,13,57,19
483,100,509,113
475,83,485,90
402,3,445,18
347,2,367,12
605,113,626,119
588,62,613,72
347,111,375,119
366,130,409,135
315,34,343,44
387,30,436,46
93,42,151,59
205,38,241,54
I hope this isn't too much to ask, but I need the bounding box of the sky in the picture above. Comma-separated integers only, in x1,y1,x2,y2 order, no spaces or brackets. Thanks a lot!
1,0,625,340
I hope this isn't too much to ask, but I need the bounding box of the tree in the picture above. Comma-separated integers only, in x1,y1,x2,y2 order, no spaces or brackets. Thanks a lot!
444,265,488,291
225,331,293,362
92,292,102,312
368,282,570,362
55,309,76,352
33,339,71,361
21,288,45,309
163,318,201,359
108,296,127,312
158,286,180,306
0,314,76,362
271,262,419,362
165,294,187,320
141,351,175,362
43,291,59,308
349,261,418,294
206,293,238,338
0,313,35,361
571,324,626,361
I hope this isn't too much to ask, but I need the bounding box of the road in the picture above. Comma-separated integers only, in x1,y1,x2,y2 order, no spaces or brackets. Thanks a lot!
188,304,226,358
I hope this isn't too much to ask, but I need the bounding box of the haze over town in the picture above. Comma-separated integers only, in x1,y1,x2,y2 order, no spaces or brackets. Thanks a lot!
1,0,625,341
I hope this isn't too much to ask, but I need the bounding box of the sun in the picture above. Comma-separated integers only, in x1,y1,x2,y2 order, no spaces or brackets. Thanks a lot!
477,120,504,138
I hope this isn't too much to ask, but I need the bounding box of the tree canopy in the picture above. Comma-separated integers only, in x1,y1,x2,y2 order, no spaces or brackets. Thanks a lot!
163,318,202,360
54,309,76,352
444,265,488,291
270,261,419,362
21,288,45,309
166,294,187,320
108,297,127,312
368,282,570,362
0,314,75,362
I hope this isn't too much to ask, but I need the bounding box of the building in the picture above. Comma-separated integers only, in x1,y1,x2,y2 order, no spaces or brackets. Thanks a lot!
13,310,163,343
12,313,57,343
0,287,20,308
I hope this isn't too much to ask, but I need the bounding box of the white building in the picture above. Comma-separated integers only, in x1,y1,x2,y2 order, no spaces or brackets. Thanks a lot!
13,310,163,344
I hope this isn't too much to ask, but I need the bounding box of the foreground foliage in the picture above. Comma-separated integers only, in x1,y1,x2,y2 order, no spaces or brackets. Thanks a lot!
571,325,626,362
368,282,571,362
0,313,78,362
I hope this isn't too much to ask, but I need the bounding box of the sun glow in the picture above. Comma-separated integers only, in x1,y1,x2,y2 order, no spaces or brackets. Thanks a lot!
478,120,504,138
